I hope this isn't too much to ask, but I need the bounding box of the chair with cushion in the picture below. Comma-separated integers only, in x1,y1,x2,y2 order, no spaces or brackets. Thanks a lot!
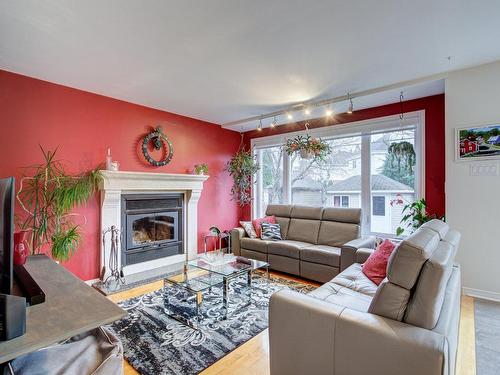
231,204,375,283
269,219,461,375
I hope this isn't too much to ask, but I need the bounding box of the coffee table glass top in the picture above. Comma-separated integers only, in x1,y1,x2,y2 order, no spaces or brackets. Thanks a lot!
188,253,269,277
164,265,224,293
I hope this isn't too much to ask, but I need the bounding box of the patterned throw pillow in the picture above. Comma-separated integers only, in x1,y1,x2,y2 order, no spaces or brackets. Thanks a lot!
252,215,277,238
240,221,257,238
260,222,282,241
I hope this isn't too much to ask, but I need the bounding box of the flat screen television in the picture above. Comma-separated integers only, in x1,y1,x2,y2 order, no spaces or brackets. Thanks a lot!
0,177,14,295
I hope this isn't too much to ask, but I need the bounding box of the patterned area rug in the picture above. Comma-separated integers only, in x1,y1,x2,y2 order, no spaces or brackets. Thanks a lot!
108,273,315,375
474,298,500,375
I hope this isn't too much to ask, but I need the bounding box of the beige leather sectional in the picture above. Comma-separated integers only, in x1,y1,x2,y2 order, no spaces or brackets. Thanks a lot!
231,205,375,283
269,219,461,375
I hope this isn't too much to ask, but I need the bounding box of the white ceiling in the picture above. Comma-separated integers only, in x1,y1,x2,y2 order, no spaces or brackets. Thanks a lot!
1,0,500,130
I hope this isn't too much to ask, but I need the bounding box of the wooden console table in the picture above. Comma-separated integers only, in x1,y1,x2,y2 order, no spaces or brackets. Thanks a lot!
0,255,126,364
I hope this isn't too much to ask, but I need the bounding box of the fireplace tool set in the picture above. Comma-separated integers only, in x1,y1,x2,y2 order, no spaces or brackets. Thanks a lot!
101,225,125,285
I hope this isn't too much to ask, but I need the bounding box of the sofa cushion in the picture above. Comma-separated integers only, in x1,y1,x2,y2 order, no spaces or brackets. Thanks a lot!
240,237,270,253
287,218,320,244
309,281,372,312
268,240,311,259
290,205,323,220
322,207,361,224
266,204,293,218
421,219,449,240
300,245,341,267
386,227,440,290
317,221,359,248
332,263,378,297
404,241,456,329
368,278,411,321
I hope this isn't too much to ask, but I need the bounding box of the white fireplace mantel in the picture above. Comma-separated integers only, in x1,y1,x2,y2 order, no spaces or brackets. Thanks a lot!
99,170,209,278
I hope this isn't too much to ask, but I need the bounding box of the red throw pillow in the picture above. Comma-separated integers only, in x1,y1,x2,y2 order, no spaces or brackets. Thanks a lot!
252,215,277,238
362,239,396,285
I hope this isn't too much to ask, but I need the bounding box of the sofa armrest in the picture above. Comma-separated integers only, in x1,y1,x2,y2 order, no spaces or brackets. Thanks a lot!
269,290,448,375
269,290,344,375
340,236,376,271
355,247,375,263
230,227,246,256
334,308,447,375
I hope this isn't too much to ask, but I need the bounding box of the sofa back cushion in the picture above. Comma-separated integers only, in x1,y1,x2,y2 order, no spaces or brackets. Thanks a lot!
287,219,321,244
421,219,449,240
368,224,442,321
368,278,410,321
386,227,440,289
317,208,361,247
404,241,456,329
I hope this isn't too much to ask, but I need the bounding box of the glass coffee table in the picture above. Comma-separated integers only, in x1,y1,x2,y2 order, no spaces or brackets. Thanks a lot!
163,253,269,328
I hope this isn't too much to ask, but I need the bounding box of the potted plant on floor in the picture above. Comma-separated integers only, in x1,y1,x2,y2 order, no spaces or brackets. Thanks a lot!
17,146,102,261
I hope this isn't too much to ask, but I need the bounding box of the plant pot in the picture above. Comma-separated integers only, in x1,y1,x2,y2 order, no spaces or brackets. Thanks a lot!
14,230,30,266
299,149,315,159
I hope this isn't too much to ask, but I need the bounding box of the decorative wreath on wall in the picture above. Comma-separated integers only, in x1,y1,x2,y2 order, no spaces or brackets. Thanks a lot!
141,126,174,166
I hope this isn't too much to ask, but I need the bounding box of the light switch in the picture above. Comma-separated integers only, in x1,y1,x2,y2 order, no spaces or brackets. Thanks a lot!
469,163,499,176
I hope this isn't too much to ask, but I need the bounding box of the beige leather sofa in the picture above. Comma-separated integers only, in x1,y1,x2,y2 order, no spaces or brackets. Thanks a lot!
269,219,461,375
231,205,375,283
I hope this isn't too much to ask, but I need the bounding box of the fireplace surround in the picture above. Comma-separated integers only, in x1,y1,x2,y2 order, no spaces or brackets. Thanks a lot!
122,193,184,266
99,171,208,279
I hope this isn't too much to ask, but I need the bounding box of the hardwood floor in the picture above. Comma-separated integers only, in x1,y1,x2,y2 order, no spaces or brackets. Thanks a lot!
111,274,476,375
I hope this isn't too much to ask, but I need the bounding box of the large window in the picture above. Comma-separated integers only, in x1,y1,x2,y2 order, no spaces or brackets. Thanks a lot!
252,112,424,236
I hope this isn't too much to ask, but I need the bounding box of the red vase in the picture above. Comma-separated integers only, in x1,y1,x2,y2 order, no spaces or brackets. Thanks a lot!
13,230,29,266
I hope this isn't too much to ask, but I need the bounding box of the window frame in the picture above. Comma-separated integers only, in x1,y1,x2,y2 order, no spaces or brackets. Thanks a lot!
251,110,425,236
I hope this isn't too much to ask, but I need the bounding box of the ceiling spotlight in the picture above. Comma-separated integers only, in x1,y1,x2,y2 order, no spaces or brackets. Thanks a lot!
257,118,263,131
304,107,311,115
347,93,354,114
287,112,293,120
271,116,277,127
325,107,333,117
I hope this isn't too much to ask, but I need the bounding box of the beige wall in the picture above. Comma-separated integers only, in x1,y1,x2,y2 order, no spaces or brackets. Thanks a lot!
445,61,500,300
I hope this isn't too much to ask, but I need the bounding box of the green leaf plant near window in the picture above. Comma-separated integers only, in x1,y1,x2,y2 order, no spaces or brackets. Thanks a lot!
17,146,103,262
284,134,331,160
391,196,443,237
225,145,259,207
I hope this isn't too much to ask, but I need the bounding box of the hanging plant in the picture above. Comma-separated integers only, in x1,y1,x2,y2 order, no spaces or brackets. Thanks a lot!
225,147,259,206
284,134,331,160
387,141,415,174
17,146,102,261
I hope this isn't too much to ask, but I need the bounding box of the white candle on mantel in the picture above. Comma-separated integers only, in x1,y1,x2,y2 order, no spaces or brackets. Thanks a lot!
106,148,113,170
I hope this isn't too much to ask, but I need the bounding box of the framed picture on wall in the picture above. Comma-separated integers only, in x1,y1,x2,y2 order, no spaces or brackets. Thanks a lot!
456,123,500,161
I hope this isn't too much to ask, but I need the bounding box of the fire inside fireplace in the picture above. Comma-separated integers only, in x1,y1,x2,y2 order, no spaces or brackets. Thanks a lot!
121,193,183,266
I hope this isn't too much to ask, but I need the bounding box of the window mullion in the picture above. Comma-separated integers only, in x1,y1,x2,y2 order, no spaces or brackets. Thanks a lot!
361,134,371,235
283,152,291,204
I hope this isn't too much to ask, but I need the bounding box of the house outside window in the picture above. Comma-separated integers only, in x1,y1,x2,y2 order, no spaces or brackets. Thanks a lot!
252,112,424,236
372,196,385,216
333,195,349,208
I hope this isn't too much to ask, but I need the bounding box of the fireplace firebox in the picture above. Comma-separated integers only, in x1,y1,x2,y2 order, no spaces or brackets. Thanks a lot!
121,193,183,266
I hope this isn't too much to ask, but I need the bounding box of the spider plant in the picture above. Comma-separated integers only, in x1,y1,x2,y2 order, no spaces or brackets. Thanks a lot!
17,146,102,261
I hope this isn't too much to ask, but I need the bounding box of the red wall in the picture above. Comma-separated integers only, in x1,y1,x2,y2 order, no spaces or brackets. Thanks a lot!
242,94,445,219
0,70,241,280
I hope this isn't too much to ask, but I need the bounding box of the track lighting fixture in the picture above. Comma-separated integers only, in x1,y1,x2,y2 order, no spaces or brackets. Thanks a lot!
325,106,333,117
347,93,354,114
271,116,277,127
287,112,293,120
304,107,311,115
257,118,263,131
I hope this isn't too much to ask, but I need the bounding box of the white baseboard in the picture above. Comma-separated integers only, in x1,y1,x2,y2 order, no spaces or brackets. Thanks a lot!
462,287,500,302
